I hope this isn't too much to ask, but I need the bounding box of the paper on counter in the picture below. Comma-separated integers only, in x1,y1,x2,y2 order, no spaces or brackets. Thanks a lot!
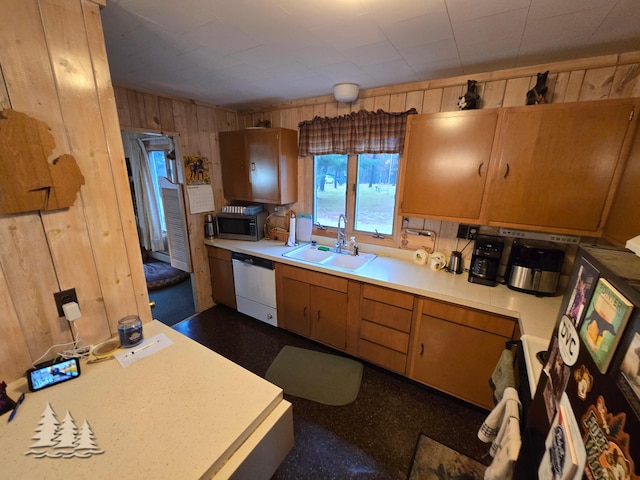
116,333,173,368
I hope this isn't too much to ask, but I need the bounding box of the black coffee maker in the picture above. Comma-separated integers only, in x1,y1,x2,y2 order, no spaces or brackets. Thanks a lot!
468,235,504,286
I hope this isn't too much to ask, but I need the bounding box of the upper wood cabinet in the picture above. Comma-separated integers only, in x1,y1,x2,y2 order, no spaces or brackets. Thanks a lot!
482,99,637,235
399,109,500,222
219,127,298,204
603,110,640,245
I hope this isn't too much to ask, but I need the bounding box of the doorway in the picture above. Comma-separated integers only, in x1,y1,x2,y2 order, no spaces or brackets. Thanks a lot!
121,130,196,326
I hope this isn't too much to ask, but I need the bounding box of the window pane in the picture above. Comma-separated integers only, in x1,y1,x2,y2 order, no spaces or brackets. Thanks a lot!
149,150,168,231
313,155,347,228
355,154,398,235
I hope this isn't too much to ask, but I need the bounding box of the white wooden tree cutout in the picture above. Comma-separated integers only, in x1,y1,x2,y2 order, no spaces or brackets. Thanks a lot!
24,403,104,458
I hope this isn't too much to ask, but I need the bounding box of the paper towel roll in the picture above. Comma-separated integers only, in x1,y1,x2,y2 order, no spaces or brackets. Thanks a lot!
286,214,296,246
413,249,428,265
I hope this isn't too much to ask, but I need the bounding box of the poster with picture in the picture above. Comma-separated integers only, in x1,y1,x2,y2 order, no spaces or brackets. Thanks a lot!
565,258,599,327
579,278,633,374
619,332,640,416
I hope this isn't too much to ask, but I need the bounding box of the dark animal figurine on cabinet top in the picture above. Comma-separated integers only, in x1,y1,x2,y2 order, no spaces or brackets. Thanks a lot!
526,70,550,105
458,79,480,110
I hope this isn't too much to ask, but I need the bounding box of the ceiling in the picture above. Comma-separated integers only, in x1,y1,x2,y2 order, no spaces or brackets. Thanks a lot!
100,0,640,112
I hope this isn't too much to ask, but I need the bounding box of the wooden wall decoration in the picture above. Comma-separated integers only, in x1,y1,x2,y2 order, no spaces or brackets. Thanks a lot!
0,109,84,214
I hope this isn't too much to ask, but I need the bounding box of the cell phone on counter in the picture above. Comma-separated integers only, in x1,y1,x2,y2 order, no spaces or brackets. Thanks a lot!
26,357,81,392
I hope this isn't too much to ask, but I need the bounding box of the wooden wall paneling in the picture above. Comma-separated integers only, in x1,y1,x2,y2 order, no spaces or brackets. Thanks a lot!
337,102,351,116
142,92,161,130
42,0,138,338
0,68,9,109
405,90,424,113
422,89,443,113
325,102,338,117
113,86,132,127
481,80,506,109
610,64,640,98
564,70,586,102
82,0,151,328
551,71,571,103
189,104,214,311
0,0,86,365
0,268,32,382
360,96,375,112
158,96,175,132
441,85,463,112
390,92,406,112
579,66,616,101
502,77,531,107
127,89,147,129
0,214,72,362
373,95,391,111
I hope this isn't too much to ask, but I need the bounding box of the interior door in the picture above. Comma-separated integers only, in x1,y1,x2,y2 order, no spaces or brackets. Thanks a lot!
160,177,193,272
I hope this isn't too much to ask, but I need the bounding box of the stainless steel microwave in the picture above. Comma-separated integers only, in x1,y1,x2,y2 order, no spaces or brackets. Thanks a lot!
215,211,267,241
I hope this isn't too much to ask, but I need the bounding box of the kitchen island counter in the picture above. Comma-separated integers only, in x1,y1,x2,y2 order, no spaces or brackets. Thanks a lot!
0,321,293,479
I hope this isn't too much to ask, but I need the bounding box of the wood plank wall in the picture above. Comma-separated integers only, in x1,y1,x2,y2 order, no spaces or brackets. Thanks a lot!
0,0,147,383
113,86,239,314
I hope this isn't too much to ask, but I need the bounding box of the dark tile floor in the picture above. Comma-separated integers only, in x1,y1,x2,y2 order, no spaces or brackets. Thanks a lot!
174,305,492,480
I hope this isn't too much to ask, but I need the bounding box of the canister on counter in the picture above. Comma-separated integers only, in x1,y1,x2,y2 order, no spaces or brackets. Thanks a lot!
118,315,143,347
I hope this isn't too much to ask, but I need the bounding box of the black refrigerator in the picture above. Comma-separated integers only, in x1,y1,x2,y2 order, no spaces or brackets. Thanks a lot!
515,245,640,479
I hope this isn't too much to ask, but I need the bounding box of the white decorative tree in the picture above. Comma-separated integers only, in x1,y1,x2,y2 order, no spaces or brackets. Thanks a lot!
75,420,104,455
54,411,77,450
29,403,59,449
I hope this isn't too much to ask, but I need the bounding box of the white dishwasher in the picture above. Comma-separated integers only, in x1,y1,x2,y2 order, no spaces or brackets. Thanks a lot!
231,252,277,326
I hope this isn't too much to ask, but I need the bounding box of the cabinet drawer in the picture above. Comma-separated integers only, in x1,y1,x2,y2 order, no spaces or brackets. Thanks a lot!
358,340,407,375
422,298,515,338
207,246,232,261
360,298,412,332
360,320,410,353
279,263,348,293
362,284,414,310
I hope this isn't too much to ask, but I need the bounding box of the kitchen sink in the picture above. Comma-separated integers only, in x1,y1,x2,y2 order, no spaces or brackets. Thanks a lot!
282,244,377,272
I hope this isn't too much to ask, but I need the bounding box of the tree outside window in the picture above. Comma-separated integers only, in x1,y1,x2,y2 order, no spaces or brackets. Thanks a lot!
314,153,399,236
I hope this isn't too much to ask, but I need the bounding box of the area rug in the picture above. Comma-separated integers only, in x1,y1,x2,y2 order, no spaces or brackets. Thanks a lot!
407,434,486,480
265,346,363,406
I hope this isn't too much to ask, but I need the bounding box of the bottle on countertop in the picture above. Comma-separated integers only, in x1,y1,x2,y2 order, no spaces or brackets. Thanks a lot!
204,214,215,238
349,236,359,256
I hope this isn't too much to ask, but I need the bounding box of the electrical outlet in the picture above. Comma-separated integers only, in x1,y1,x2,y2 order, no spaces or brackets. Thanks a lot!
54,288,78,317
457,224,479,240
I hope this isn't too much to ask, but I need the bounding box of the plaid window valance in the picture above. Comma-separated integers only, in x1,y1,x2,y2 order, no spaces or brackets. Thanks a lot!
297,108,417,156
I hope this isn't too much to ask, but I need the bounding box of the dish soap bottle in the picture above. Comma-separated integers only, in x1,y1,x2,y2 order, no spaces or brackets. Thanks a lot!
349,236,359,256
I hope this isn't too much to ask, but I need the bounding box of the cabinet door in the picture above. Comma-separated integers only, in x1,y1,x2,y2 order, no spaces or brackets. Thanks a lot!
412,314,506,409
485,100,635,233
603,108,640,245
208,248,236,309
400,109,499,221
279,277,312,337
246,129,280,203
312,285,348,350
219,130,250,201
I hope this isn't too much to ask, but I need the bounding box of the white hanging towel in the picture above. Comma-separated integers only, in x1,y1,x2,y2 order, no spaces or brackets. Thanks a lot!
478,386,522,480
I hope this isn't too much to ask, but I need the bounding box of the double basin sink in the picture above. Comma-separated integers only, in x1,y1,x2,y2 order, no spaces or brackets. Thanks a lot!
282,243,377,272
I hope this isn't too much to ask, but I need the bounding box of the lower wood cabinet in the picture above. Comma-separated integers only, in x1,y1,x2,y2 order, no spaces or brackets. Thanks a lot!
408,298,517,409
276,264,359,352
207,246,236,309
357,284,416,374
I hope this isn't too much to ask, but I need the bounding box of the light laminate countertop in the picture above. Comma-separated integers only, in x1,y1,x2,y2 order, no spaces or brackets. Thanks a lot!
206,237,563,395
0,321,293,479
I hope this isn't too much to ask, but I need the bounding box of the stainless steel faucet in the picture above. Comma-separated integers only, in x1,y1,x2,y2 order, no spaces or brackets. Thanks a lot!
335,214,347,253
